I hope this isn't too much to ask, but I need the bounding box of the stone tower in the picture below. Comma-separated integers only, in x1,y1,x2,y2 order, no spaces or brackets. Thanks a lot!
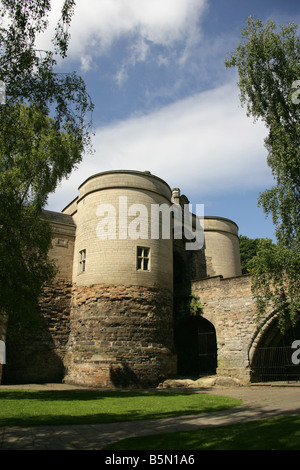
62,170,177,387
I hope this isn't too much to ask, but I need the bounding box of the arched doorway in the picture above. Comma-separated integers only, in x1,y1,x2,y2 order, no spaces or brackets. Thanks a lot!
250,317,300,382
174,316,217,378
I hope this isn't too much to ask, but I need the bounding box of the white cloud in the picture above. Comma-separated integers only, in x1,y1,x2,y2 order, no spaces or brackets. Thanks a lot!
69,0,206,48
114,36,151,85
47,81,272,212
38,0,207,72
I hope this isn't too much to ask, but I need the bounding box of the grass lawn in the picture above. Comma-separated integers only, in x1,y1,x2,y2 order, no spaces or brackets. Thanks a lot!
105,415,300,450
0,389,241,427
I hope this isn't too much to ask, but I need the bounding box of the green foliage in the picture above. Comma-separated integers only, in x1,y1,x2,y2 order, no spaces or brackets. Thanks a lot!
225,17,300,327
0,0,93,142
248,238,300,332
0,204,55,333
0,104,84,207
188,294,202,315
239,235,261,274
0,1,93,327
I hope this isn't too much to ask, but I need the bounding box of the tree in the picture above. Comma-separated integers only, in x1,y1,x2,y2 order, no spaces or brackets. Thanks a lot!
239,235,261,274
0,104,83,323
0,0,93,145
0,1,94,349
225,17,300,330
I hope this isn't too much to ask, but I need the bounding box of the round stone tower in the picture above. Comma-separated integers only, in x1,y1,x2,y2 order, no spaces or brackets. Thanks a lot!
203,216,241,278
171,188,241,280
63,170,177,387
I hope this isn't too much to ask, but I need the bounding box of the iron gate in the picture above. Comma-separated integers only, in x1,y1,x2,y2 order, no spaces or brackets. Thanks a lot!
197,331,217,376
251,346,300,382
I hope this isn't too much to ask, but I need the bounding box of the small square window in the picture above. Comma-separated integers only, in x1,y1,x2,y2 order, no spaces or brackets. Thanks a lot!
79,249,86,273
137,247,150,271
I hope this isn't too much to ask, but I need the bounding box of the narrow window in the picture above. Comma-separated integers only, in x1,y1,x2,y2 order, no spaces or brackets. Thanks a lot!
79,249,86,273
137,247,150,271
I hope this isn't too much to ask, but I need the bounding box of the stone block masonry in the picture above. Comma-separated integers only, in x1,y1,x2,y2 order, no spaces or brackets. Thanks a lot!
3,280,72,384
192,275,260,383
63,284,177,388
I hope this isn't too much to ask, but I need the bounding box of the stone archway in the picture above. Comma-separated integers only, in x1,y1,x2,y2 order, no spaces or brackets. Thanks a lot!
249,315,300,382
174,316,217,378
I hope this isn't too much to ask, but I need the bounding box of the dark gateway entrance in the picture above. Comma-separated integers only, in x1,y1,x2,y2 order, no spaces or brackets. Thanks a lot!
175,316,217,378
251,318,300,383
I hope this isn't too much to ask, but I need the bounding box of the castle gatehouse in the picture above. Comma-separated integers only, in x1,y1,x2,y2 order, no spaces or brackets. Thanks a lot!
3,170,300,386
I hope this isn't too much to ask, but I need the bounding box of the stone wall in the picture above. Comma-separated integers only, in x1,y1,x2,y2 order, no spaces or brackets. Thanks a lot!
42,209,75,283
63,284,177,388
192,275,259,383
3,280,72,384
3,281,177,387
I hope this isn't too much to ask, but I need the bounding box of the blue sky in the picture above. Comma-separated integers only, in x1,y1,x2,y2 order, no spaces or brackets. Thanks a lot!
45,0,300,240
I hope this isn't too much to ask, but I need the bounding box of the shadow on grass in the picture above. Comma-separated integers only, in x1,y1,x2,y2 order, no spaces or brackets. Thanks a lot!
0,389,241,427
0,389,151,401
105,415,300,450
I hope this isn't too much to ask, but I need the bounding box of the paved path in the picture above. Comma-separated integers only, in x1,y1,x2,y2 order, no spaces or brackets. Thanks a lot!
0,383,299,450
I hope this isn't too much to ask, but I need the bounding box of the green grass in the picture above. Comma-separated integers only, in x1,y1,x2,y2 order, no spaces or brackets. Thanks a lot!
0,389,241,427
105,415,300,450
